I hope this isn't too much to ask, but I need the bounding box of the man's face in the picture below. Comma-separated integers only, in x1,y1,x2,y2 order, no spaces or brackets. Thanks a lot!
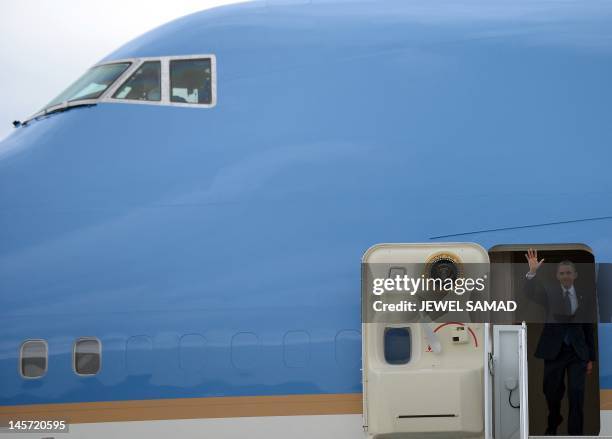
556,263,577,289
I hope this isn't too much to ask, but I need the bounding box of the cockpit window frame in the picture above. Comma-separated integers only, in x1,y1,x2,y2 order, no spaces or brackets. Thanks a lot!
39,59,136,115
111,60,162,102
23,54,216,124
103,54,217,109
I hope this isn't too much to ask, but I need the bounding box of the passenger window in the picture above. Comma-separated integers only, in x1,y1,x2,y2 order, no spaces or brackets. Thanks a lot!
384,327,411,365
126,335,153,374
113,61,161,101
170,58,212,104
20,340,47,378
74,338,101,375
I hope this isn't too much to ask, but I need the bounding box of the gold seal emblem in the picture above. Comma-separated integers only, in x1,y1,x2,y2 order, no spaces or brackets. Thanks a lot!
424,251,464,283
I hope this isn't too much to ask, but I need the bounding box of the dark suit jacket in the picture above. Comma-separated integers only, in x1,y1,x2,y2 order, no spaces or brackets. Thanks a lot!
525,275,597,362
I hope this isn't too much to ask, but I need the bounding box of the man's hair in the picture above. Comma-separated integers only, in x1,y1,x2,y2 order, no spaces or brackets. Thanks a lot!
557,260,577,272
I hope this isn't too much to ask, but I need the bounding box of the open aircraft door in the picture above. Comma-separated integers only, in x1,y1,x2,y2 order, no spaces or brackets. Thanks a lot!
484,323,529,439
362,243,490,438
519,323,529,439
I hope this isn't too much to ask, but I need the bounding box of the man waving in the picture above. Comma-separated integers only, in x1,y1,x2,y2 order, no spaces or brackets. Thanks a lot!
525,248,596,436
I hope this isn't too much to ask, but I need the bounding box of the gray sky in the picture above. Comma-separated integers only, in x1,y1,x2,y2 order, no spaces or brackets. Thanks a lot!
0,0,246,141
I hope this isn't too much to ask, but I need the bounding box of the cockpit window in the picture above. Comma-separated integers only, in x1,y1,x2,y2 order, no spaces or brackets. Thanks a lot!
21,56,216,124
44,62,131,110
113,61,161,101
170,58,212,104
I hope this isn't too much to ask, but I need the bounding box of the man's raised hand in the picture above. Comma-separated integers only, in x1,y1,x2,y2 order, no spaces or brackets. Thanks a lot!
525,248,545,274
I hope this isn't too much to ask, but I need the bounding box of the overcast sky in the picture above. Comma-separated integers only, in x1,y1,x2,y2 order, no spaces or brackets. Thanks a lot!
0,0,246,141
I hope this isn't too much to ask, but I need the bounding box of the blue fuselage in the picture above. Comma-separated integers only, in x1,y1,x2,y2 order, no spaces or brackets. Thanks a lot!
1,0,612,405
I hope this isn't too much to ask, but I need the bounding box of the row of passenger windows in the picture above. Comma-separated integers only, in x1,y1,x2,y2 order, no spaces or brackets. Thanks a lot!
21,339,100,379
19,330,361,379
22,329,413,379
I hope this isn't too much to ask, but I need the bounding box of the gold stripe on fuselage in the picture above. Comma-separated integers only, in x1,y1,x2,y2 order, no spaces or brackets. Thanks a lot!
0,393,362,425
2,390,612,425
601,389,612,410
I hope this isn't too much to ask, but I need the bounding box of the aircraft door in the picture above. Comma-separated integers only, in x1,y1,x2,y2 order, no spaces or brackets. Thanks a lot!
488,244,600,436
519,323,529,439
484,323,529,439
362,243,489,439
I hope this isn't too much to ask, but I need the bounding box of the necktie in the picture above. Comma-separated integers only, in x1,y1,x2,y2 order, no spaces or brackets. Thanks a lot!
564,289,573,315
563,289,572,345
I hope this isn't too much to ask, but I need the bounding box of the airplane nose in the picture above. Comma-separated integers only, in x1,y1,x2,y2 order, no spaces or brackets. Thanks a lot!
0,107,196,316
0,103,216,211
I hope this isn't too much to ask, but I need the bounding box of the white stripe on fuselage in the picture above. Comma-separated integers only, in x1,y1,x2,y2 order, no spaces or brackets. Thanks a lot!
2,412,612,438
0,414,364,439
